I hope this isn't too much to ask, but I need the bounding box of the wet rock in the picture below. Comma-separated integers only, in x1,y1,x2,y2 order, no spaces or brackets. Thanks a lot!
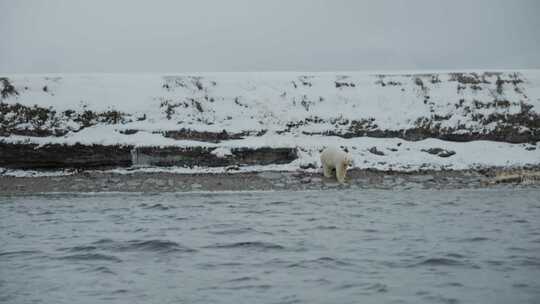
421,148,456,158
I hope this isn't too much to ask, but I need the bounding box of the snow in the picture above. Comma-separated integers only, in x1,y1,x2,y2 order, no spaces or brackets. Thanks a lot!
0,168,76,177
3,71,539,135
2,132,538,173
211,147,233,158
1,71,540,174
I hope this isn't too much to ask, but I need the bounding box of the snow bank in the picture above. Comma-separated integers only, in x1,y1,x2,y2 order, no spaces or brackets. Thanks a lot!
1,71,539,173
2,71,539,136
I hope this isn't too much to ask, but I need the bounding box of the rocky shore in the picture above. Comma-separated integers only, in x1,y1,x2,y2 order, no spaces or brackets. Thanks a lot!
1,168,539,194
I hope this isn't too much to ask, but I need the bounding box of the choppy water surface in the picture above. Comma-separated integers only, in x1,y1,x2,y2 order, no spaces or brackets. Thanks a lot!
1,189,539,304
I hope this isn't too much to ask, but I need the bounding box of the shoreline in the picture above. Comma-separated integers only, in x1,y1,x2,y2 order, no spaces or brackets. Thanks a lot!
2,71,539,193
2,168,539,195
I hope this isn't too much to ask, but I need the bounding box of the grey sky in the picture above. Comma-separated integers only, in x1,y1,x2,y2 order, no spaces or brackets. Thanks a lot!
1,0,539,73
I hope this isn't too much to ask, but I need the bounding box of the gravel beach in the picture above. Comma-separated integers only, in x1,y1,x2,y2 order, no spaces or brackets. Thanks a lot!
2,168,538,194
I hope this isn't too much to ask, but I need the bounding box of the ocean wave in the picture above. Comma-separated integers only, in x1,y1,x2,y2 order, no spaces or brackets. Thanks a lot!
205,241,285,251
81,238,197,253
57,253,122,263
0,250,42,258
288,257,354,268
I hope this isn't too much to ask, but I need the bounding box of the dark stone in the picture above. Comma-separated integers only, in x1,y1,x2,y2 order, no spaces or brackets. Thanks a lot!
438,150,456,158
421,148,456,158
368,147,385,156
335,81,355,88
119,129,139,135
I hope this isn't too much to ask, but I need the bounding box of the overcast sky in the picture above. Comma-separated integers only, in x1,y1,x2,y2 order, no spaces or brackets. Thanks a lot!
1,0,539,73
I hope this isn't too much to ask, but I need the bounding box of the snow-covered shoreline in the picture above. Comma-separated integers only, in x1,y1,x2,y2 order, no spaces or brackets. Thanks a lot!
1,71,539,174
1,134,538,172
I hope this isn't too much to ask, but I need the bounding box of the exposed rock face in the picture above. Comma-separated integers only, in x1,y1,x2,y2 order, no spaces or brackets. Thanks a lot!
0,103,129,137
0,143,298,169
162,129,246,143
0,143,132,169
133,146,297,167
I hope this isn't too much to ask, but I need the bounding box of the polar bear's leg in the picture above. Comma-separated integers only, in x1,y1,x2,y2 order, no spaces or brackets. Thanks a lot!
323,164,333,178
336,163,347,183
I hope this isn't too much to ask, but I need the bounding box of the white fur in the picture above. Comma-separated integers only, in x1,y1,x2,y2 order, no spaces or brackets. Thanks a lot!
320,147,353,183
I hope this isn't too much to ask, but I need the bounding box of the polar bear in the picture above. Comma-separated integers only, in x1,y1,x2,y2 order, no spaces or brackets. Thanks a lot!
320,146,353,183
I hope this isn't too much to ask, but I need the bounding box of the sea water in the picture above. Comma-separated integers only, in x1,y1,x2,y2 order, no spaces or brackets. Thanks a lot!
1,189,539,303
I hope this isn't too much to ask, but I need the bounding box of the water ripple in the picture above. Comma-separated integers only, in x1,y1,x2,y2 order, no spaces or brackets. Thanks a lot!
1,189,539,304
413,257,471,267
288,257,354,268
87,266,117,275
139,203,175,210
84,239,196,253
119,240,197,253
225,284,272,290
57,253,122,263
205,241,285,251
458,237,490,242
0,250,42,258
227,276,259,282
208,227,256,235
